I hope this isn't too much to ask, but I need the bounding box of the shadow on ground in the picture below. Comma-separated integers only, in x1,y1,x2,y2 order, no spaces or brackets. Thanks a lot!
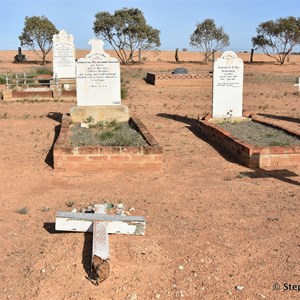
257,113,300,124
157,112,238,165
157,113,300,187
44,112,63,168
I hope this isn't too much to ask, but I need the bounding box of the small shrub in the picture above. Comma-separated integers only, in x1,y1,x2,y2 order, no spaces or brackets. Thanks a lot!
70,121,146,147
0,75,6,84
0,112,8,119
15,207,29,214
65,200,75,207
33,66,53,75
85,116,95,124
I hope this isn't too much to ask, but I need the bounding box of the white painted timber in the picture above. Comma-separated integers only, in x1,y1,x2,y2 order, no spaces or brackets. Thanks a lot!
55,211,145,235
93,204,109,260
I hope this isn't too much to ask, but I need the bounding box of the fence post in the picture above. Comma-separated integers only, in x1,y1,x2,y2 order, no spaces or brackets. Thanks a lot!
15,74,18,86
55,73,58,89
24,72,27,85
6,74,8,90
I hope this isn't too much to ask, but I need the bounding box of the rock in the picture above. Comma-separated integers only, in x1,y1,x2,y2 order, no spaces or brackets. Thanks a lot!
235,285,244,291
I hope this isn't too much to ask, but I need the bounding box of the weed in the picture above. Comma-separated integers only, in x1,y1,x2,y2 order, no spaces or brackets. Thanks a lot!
41,207,51,212
217,121,300,147
15,207,29,214
0,75,6,84
70,121,147,147
0,112,8,119
85,116,95,124
65,200,75,207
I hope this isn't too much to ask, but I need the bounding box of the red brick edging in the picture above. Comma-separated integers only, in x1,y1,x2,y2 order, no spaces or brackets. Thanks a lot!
195,114,300,169
54,115,163,172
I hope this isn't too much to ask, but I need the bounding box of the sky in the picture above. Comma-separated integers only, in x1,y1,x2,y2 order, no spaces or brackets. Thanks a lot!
0,0,299,52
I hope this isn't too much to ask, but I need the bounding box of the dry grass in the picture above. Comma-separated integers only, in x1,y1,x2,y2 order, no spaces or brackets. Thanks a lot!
217,120,300,146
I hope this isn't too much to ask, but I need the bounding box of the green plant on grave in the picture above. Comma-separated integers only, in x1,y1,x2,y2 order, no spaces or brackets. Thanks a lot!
85,116,95,124
70,121,147,147
0,75,6,84
121,77,128,99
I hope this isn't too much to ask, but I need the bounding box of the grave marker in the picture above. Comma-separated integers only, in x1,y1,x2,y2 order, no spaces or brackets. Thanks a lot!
76,39,121,106
55,204,145,284
212,51,244,118
52,30,76,79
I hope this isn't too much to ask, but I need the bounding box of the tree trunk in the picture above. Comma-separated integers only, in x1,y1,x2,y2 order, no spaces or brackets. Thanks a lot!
175,48,179,62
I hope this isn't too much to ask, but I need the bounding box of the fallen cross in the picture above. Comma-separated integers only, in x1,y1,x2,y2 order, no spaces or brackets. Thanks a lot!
55,204,146,284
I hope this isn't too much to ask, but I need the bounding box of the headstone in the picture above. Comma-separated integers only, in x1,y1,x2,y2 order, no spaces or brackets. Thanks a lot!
14,47,26,63
76,39,121,106
173,68,187,74
52,30,76,79
212,51,244,118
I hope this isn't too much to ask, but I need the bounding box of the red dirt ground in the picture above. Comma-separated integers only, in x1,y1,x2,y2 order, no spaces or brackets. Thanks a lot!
0,50,299,299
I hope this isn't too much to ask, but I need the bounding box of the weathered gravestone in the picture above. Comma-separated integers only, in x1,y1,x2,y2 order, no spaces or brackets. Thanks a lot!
212,51,244,118
52,30,76,79
14,47,26,63
71,38,128,123
76,38,121,106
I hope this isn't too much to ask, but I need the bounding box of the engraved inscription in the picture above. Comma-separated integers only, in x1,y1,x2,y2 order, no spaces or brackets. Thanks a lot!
216,66,241,88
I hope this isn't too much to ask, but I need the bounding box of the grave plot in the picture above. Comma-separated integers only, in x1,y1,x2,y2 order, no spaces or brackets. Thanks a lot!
2,30,77,101
53,38,163,172
146,68,212,86
196,51,300,169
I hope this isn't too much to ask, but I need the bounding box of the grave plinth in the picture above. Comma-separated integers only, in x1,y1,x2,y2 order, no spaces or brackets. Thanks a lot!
70,105,129,123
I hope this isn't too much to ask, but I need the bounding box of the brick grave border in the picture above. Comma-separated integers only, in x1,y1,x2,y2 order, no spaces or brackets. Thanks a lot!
54,115,163,172
146,71,212,86
195,113,300,169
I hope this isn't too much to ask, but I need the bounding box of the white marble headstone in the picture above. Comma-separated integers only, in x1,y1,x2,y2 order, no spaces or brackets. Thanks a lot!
76,39,121,106
52,30,76,79
212,51,244,118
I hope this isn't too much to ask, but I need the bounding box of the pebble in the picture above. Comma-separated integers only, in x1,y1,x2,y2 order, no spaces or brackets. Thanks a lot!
235,285,244,291
179,265,184,270
155,293,160,299
128,292,137,300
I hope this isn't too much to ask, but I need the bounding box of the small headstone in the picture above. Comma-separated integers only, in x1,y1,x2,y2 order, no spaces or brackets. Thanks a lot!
52,30,76,79
14,47,26,63
212,51,244,118
76,39,121,106
173,68,187,74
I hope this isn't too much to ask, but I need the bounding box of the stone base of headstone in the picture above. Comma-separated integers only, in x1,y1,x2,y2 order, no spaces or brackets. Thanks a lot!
70,105,129,123
207,117,250,124
2,90,13,100
50,78,76,91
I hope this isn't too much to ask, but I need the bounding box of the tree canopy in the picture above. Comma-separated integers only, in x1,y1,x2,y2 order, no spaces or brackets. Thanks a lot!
252,16,300,64
190,19,229,64
19,16,58,65
93,8,160,64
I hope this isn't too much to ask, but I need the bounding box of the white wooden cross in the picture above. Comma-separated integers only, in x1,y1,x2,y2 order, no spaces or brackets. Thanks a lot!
55,204,145,284
294,77,300,91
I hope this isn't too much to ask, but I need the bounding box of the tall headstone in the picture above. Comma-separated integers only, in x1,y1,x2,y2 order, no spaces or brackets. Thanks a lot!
53,30,76,79
76,39,121,106
212,51,244,118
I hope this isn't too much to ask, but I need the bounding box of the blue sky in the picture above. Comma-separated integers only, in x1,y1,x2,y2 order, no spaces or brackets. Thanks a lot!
0,0,299,52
